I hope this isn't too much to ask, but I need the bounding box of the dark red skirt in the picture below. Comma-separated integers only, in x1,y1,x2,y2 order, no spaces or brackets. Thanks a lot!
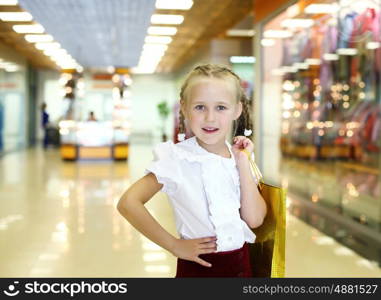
175,242,252,277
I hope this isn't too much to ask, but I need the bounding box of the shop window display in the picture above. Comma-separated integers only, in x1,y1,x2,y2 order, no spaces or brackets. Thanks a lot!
260,0,381,263
58,71,131,160
0,64,26,153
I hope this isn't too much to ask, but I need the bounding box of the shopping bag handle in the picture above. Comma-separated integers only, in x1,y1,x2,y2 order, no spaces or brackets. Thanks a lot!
241,149,264,189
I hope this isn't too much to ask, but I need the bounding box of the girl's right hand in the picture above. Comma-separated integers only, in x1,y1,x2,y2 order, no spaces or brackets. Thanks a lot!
171,236,217,267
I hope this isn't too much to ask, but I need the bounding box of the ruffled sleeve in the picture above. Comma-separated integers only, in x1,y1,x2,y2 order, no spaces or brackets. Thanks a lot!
144,141,182,196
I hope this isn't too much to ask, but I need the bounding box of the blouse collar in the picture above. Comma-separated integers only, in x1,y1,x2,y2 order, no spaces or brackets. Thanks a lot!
188,136,236,164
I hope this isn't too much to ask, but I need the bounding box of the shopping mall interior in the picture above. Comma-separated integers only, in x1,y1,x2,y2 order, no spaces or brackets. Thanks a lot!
0,0,380,277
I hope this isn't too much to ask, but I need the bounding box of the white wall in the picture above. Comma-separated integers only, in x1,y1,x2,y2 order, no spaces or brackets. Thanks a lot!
81,72,114,122
130,73,177,141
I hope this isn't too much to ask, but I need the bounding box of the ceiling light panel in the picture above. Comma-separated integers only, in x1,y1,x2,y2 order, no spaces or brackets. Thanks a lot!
145,35,172,44
0,0,18,5
151,14,184,24
148,26,177,35
263,29,292,38
0,12,32,21
226,29,255,37
18,0,156,68
304,4,339,14
13,24,44,33
25,34,54,43
35,42,61,50
281,18,314,28
155,0,193,10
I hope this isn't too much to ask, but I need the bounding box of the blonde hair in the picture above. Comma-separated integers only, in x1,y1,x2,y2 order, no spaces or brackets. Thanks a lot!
179,63,253,138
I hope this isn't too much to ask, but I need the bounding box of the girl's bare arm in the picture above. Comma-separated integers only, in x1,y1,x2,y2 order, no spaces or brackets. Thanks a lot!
237,158,267,228
117,173,217,267
117,173,177,253
232,136,267,228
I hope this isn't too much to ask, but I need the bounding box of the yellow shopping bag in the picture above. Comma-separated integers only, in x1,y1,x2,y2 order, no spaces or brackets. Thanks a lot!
243,149,287,278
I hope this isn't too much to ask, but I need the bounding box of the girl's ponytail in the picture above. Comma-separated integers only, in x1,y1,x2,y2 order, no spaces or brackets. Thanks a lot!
178,109,186,141
235,91,253,138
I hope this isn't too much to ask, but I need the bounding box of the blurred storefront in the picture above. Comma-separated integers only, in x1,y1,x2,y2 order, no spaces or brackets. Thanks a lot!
58,71,131,161
0,42,30,154
254,0,381,265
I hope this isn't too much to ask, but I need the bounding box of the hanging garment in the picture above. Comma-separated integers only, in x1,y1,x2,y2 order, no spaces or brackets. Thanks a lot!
320,24,339,91
349,8,379,97
338,12,358,49
363,106,380,152
281,38,293,67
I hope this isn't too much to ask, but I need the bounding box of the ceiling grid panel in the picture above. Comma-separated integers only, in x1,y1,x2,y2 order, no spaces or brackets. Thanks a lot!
18,0,156,67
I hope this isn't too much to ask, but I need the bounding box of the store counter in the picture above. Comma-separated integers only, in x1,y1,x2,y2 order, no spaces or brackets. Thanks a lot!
59,120,129,161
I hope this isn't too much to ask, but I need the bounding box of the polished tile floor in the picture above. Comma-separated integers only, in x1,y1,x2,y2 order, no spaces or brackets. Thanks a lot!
0,143,380,278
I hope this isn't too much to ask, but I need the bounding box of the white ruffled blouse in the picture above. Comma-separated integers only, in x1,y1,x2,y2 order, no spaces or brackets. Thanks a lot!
144,136,256,252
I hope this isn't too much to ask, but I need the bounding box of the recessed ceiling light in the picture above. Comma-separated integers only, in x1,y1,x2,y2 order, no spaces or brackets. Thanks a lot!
226,29,255,37
143,44,168,51
5,66,19,72
0,61,15,68
261,38,275,47
145,36,172,44
155,0,193,10
138,54,164,65
281,18,314,28
25,34,53,43
230,56,256,63
13,24,44,33
0,12,32,21
148,26,177,36
141,50,166,58
0,0,18,5
35,42,60,50
131,66,156,74
151,14,184,25
43,49,67,57
304,4,339,14
263,30,292,38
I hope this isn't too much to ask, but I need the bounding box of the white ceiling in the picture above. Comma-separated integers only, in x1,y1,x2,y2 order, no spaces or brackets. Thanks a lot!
18,0,156,68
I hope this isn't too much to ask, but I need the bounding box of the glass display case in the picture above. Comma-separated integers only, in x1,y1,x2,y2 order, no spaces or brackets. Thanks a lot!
59,120,130,160
258,0,381,264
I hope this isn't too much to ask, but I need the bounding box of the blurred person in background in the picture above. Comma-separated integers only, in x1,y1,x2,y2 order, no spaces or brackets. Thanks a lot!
41,102,50,149
87,111,98,121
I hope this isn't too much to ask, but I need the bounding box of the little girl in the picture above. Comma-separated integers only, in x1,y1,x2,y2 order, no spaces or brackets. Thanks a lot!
117,64,266,277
